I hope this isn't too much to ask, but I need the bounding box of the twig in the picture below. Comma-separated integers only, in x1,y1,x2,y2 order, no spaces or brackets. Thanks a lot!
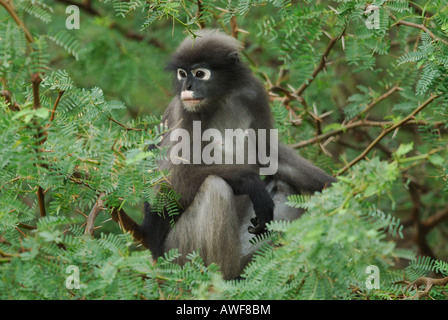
54,0,99,16
407,276,448,299
2,3,50,219
338,94,439,175
291,35,340,100
49,90,65,122
392,17,448,46
196,0,206,29
84,192,106,236
422,204,448,232
31,73,42,110
1,90,21,111
36,186,47,217
53,0,165,49
230,16,238,39
352,85,402,120
108,116,143,131
31,72,49,217
17,223,37,230
291,119,443,149
0,0,34,45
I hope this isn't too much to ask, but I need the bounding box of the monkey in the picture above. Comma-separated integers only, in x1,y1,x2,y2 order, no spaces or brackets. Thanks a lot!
137,30,336,279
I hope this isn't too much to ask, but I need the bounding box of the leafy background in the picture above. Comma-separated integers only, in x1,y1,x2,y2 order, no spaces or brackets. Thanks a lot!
0,0,447,299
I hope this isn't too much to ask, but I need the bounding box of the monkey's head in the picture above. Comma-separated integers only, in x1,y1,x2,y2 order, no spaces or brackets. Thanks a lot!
167,29,250,112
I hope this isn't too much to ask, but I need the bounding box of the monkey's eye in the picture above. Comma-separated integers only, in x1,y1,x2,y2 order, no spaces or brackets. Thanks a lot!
177,69,187,80
193,68,211,80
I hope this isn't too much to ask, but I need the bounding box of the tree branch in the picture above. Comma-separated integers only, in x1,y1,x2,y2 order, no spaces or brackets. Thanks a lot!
31,73,42,110
421,204,448,231
290,119,443,149
54,0,100,16
293,35,340,99
407,276,448,299
37,186,47,217
196,0,206,29
1,89,21,111
50,90,65,122
392,18,448,46
108,116,143,131
84,192,106,236
338,94,439,175
352,84,402,121
0,0,34,44
53,0,165,49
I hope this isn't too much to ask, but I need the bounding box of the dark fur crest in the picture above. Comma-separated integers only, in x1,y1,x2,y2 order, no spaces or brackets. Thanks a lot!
166,30,244,71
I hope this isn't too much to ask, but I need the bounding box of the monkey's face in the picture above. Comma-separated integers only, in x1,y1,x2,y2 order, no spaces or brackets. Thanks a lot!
176,66,215,112
167,30,247,113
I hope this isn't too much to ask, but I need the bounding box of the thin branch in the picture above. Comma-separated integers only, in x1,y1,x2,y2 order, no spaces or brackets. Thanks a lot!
36,186,47,217
230,16,238,39
352,85,402,121
0,0,34,44
17,223,37,230
291,119,443,149
31,73,42,110
1,2,50,218
292,35,340,99
1,90,21,111
108,116,143,131
84,192,106,236
338,94,439,175
422,204,448,231
54,0,100,16
392,18,448,46
53,0,165,49
196,0,206,29
31,72,48,217
407,276,448,299
49,90,65,122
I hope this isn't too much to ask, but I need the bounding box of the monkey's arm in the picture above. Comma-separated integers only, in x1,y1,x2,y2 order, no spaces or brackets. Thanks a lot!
217,170,274,234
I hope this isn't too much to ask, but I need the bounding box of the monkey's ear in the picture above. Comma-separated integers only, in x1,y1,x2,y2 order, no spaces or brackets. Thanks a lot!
227,51,240,63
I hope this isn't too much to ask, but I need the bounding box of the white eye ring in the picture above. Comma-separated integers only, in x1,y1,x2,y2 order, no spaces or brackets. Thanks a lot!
177,68,187,80
192,68,211,80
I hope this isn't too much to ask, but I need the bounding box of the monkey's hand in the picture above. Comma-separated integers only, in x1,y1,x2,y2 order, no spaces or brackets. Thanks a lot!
220,170,274,234
248,198,274,234
248,217,268,234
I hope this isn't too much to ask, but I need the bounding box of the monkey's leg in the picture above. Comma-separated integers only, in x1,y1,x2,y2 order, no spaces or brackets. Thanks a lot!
164,175,243,280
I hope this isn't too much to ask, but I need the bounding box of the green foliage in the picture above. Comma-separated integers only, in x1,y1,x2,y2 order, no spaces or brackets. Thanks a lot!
1,0,448,300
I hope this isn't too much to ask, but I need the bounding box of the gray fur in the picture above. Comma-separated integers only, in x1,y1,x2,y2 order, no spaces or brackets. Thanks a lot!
174,29,242,57
164,176,303,280
165,175,242,279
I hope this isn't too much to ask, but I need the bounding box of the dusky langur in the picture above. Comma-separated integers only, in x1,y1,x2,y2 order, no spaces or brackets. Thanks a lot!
137,30,336,279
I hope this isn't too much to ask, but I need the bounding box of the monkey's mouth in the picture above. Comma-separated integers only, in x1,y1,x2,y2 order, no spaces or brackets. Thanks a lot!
181,97,204,109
